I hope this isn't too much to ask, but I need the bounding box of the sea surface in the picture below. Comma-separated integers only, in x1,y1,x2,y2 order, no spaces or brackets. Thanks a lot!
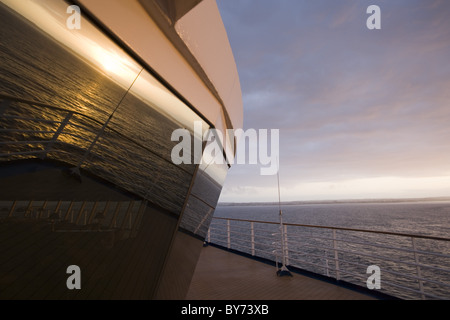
210,200,450,299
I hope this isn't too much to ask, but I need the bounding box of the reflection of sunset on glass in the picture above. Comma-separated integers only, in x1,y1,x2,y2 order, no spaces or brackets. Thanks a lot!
100,53,117,73
1,0,205,133
91,45,137,80
2,0,140,87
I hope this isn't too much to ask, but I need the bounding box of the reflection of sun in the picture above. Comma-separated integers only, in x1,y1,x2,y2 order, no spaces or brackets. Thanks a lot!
101,54,117,73
3,0,141,88
96,49,123,75
91,45,139,84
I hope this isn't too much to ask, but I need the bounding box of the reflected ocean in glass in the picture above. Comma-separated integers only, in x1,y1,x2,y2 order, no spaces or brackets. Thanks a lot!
0,3,199,214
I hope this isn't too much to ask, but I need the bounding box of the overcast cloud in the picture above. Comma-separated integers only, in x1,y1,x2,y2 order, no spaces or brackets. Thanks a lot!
216,0,450,202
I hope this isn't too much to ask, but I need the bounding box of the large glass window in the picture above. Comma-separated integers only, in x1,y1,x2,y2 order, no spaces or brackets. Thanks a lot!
179,147,229,238
0,0,209,215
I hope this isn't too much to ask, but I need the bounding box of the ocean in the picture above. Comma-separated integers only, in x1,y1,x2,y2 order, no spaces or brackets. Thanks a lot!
210,200,450,299
214,200,450,238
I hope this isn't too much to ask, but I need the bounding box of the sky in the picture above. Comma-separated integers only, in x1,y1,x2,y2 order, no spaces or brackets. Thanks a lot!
216,0,450,203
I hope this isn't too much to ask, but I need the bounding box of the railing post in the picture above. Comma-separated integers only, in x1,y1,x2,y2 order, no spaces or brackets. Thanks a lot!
75,201,87,225
284,224,289,265
251,222,255,256
411,237,425,299
7,200,17,218
39,201,48,219
332,229,340,281
207,228,211,243
24,200,34,218
54,200,62,217
87,201,99,224
227,219,230,249
324,250,330,277
109,202,122,229
41,111,73,159
64,201,74,221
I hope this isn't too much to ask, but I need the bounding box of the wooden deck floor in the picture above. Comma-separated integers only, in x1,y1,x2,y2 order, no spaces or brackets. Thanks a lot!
186,245,376,300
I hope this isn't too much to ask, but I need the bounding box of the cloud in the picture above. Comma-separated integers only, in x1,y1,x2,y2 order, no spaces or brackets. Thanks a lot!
217,0,450,201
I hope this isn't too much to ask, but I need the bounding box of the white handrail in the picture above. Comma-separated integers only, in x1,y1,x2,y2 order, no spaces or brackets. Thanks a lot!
207,216,450,300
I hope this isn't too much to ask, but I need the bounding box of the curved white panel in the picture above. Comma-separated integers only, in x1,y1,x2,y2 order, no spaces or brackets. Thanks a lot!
79,0,243,131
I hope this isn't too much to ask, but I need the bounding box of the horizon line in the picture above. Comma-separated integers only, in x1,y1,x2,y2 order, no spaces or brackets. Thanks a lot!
218,196,450,206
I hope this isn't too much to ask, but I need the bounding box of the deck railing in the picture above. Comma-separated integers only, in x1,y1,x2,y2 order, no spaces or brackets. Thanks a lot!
206,216,450,300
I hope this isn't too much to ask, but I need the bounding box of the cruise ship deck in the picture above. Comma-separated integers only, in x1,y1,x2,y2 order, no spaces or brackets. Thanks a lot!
187,245,377,300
